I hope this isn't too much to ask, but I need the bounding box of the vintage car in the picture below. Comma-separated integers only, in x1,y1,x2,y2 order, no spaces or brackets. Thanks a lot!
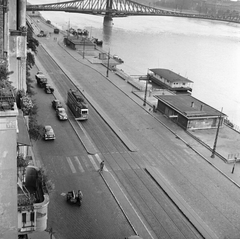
44,84,54,94
56,107,68,120
66,190,83,207
52,99,62,110
43,125,55,140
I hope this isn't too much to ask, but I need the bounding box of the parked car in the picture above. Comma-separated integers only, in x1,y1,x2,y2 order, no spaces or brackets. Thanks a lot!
52,99,62,110
56,107,68,120
44,84,54,94
36,71,44,76
54,28,60,34
37,30,47,37
43,125,55,140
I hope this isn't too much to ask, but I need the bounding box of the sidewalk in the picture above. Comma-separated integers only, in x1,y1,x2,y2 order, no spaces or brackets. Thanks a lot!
27,231,55,239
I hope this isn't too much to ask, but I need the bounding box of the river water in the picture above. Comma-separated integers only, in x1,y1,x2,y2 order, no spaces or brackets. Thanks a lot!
30,1,240,124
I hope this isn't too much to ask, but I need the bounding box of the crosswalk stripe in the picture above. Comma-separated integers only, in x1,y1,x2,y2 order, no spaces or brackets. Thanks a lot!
66,157,76,173
81,156,91,169
88,155,99,171
74,156,85,173
95,153,102,163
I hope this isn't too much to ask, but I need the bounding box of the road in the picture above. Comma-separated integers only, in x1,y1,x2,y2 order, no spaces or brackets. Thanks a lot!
31,71,135,238
29,17,240,239
32,43,202,239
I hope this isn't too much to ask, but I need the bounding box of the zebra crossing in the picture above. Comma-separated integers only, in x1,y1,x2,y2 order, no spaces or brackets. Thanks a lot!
62,153,108,174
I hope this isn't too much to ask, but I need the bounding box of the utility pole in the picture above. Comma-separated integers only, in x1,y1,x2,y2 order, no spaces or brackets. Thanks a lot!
211,108,223,158
231,157,237,174
106,50,110,77
143,75,151,106
82,37,86,59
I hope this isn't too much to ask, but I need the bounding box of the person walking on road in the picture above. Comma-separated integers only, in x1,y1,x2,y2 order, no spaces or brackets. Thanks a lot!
99,160,105,172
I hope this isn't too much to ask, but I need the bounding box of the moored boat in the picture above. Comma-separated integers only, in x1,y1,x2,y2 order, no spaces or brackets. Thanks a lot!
147,68,193,94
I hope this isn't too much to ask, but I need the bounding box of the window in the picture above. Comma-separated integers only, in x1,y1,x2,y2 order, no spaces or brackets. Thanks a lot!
30,211,35,226
22,213,26,227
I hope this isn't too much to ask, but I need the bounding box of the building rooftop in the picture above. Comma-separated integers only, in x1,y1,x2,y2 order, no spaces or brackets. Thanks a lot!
155,94,226,117
149,68,193,83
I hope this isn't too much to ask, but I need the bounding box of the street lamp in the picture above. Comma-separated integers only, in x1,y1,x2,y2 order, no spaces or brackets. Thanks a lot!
143,75,151,106
82,36,86,59
211,108,223,158
106,50,110,77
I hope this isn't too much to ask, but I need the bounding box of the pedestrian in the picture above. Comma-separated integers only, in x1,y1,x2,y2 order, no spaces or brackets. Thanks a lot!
78,190,83,200
99,160,104,172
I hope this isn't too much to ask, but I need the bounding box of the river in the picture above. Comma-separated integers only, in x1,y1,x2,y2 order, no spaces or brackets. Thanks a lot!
29,1,240,124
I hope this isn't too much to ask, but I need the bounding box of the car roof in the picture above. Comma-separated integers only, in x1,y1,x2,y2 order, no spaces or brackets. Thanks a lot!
45,125,53,130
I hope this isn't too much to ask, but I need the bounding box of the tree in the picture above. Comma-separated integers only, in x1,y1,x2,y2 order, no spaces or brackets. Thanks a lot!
0,63,14,88
25,26,43,139
27,28,39,55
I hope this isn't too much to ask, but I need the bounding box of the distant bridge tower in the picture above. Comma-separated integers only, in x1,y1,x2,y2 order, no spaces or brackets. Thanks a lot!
105,0,113,21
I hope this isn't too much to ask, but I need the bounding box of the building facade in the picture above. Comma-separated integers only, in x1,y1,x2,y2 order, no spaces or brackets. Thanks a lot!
0,1,49,238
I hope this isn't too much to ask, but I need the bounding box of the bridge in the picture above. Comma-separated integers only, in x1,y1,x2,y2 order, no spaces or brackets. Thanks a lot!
26,0,240,23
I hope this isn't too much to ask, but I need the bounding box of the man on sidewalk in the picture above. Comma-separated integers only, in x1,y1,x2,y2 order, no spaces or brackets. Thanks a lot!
99,160,104,172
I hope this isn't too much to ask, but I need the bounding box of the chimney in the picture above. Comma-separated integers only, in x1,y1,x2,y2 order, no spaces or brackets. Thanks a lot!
200,105,203,111
191,102,194,107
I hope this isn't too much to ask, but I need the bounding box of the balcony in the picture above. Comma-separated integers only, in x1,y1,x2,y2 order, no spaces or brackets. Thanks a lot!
18,166,49,234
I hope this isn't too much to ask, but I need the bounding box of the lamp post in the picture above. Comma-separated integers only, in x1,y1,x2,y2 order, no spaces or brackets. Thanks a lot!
211,108,223,158
143,75,151,106
106,50,110,77
82,36,86,59
231,157,237,174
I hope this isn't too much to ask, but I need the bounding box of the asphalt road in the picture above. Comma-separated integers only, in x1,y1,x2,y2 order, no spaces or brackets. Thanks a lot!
31,71,135,239
29,17,240,239
31,43,204,239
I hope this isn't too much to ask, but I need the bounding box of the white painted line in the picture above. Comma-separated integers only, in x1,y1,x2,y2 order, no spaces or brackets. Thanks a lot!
88,155,99,171
66,157,76,174
95,153,102,163
2,151,8,157
108,171,155,239
74,156,85,173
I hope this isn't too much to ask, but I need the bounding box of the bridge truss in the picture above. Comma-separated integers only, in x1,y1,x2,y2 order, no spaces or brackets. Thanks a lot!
26,0,240,23
27,0,186,17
